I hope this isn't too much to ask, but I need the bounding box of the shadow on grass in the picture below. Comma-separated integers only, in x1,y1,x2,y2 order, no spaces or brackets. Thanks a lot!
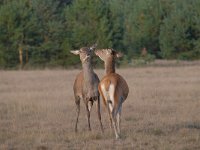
36,145,48,150
168,121,200,133
184,122,200,130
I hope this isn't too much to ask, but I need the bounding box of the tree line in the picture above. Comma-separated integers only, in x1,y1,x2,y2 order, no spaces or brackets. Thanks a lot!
0,0,200,69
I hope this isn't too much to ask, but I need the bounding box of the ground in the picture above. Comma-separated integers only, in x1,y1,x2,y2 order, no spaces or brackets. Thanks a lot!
0,63,200,149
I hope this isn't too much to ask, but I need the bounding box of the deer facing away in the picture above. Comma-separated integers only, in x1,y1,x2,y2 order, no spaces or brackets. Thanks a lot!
95,49,129,139
70,46,103,132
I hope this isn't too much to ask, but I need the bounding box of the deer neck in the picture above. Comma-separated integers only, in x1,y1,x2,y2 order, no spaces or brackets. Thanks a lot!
82,61,94,83
105,58,115,75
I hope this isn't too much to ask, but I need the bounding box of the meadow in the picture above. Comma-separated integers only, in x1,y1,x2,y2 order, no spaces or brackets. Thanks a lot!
0,62,200,149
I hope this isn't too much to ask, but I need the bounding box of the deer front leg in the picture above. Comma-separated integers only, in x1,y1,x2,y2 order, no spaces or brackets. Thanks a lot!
75,96,80,132
86,101,92,131
96,96,104,132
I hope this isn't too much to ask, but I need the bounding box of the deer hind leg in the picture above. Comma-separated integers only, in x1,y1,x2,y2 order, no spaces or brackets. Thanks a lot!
107,100,120,139
108,84,120,139
116,97,123,135
111,108,120,139
110,97,123,139
96,96,104,132
116,105,122,135
106,101,113,129
75,96,80,132
101,84,113,129
99,86,112,129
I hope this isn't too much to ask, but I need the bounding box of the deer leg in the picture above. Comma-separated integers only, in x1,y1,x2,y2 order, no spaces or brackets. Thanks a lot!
117,105,122,135
97,96,104,132
111,109,120,139
107,101,120,139
115,97,123,135
86,103,91,131
106,102,113,129
75,96,80,132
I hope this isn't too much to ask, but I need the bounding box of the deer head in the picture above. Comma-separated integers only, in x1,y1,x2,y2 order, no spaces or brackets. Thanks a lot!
70,44,97,63
95,49,123,62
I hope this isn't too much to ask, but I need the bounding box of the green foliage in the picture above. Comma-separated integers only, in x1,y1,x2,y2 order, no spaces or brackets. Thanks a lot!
129,54,156,67
0,0,200,69
0,0,32,68
123,0,161,58
64,0,113,48
159,0,200,60
28,0,65,66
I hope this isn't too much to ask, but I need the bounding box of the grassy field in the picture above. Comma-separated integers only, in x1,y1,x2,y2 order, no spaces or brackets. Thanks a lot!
0,64,200,149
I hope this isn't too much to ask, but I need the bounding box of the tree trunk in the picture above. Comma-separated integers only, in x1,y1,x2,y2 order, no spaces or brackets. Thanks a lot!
26,49,28,64
19,45,23,70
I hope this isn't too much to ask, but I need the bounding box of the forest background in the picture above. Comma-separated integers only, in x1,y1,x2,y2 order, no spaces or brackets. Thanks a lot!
0,0,200,69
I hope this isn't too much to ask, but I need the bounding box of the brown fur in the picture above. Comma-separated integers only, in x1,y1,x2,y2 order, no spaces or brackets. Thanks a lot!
95,49,129,139
73,71,99,103
71,46,103,132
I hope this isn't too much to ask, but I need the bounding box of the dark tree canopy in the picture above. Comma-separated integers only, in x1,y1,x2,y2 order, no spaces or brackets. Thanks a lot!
0,0,200,69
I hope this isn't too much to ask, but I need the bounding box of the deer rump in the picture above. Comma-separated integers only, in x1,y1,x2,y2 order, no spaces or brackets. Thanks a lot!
99,73,129,113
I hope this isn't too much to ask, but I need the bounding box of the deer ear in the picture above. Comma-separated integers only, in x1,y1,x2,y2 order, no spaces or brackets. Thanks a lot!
90,43,97,50
115,52,123,58
70,50,80,55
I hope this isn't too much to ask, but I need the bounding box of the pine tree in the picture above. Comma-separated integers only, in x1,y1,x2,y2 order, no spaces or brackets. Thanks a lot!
0,0,34,68
159,0,200,60
123,0,162,58
29,0,65,66
63,0,113,65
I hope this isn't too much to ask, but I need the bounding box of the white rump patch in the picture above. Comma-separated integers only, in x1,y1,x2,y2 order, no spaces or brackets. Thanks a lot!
101,83,115,112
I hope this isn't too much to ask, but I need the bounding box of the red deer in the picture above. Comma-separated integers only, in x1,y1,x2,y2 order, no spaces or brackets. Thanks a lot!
70,45,103,132
95,49,129,139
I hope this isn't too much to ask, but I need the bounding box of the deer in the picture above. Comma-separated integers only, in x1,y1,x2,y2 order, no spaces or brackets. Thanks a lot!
95,48,129,139
70,45,104,133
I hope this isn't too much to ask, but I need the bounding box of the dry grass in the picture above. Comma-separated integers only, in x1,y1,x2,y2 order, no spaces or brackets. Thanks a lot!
0,64,200,149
